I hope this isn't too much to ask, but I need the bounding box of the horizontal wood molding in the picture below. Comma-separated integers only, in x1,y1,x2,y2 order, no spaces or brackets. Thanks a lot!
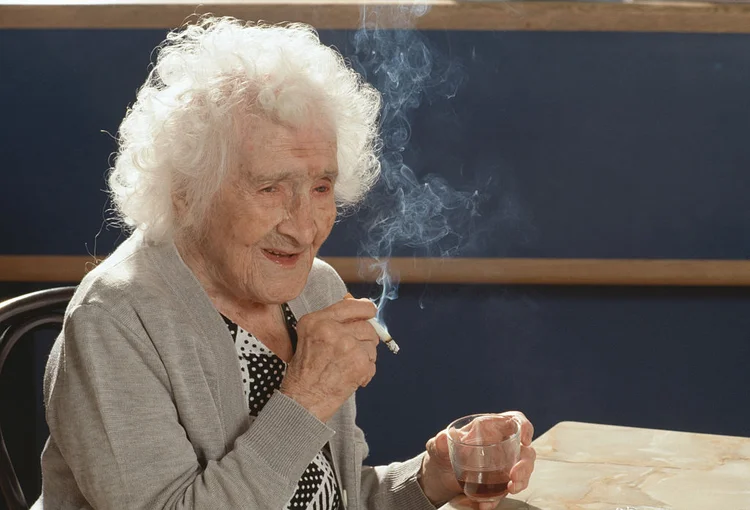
0,256,102,283
2,255,750,286
2,1,750,32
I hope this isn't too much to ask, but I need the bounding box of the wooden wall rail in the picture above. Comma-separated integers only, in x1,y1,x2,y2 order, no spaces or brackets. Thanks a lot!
2,1,750,33
2,255,750,286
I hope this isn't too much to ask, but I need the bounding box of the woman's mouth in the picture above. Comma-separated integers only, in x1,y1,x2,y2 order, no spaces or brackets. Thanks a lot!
262,248,302,267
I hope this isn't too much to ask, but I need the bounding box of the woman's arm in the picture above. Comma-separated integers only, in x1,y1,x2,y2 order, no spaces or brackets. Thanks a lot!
360,456,437,510
350,420,436,510
45,303,332,510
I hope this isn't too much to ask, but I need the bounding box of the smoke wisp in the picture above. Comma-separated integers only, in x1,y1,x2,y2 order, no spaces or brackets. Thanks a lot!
349,1,523,326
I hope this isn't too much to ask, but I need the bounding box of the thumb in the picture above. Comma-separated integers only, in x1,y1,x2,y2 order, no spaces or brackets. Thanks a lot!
426,430,452,465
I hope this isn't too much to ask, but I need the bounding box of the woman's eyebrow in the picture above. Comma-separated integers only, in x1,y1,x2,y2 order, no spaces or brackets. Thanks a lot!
248,170,296,184
322,169,339,180
247,168,337,186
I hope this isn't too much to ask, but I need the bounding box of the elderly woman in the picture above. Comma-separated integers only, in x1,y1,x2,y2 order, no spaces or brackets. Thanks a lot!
34,17,535,510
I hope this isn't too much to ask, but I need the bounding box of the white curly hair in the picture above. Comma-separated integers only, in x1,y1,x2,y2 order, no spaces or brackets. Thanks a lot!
108,16,382,243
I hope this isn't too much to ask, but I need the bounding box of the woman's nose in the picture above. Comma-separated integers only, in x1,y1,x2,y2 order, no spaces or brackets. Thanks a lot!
279,195,315,245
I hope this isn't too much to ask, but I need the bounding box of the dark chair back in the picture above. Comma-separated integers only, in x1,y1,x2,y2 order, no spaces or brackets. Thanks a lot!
0,287,76,510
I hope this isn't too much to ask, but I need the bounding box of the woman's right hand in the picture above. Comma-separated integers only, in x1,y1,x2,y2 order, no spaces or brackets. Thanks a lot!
279,297,380,422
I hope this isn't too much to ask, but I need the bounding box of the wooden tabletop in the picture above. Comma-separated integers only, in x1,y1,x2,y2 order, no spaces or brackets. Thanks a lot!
442,421,750,509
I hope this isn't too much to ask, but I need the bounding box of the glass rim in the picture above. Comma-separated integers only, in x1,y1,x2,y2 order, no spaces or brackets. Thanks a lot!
446,413,522,448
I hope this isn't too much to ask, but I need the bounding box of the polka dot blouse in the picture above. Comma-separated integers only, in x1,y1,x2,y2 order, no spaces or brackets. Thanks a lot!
223,304,342,510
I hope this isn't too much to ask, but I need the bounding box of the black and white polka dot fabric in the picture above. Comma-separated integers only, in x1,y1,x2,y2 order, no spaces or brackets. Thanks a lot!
223,304,342,510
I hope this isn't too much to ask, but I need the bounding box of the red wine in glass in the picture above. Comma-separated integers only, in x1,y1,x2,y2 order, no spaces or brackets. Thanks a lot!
456,469,510,501
448,414,522,502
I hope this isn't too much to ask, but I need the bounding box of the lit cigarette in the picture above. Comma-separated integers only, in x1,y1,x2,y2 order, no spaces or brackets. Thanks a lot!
344,293,400,354
367,317,400,354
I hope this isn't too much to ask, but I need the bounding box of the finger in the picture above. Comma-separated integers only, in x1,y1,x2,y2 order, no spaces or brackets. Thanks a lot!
358,351,377,387
461,415,516,444
507,479,525,495
350,335,377,383
425,430,453,467
363,338,377,364
502,411,534,445
347,320,380,344
323,296,378,323
508,446,536,493
351,332,377,366
510,445,536,481
340,323,378,364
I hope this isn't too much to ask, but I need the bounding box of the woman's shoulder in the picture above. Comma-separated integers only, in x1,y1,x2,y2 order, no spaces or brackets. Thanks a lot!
309,257,345,286
308,257,348,298
70,234,183,319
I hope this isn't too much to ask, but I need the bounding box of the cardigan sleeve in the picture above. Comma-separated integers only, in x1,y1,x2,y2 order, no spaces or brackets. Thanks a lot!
44,303,334,510
353,417,437,510
360,452,437,509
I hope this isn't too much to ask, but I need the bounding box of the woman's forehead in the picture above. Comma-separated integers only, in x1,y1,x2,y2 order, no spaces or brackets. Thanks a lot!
238,147,338,183
267,137,336,157
247,116,335,148
241,122,337,176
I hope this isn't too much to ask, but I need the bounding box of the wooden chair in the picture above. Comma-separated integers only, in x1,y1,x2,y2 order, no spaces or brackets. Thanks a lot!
0,287,76,510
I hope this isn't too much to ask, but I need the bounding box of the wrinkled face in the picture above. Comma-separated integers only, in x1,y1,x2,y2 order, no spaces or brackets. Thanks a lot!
197,118,338,304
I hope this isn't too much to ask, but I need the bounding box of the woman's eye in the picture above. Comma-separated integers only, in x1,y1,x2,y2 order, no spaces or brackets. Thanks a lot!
314,184,331,193
260,186,277,193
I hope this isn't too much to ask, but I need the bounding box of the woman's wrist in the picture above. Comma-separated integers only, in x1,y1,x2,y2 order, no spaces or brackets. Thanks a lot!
417,453,456,507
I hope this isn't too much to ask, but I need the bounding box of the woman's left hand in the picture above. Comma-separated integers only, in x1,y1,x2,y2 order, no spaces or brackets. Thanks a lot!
418,411,536,509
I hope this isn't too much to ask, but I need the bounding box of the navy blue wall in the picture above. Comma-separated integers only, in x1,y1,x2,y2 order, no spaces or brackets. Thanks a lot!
2,28,750,503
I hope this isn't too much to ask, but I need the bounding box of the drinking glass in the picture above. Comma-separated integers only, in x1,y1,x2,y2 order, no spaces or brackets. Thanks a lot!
447,414,522,504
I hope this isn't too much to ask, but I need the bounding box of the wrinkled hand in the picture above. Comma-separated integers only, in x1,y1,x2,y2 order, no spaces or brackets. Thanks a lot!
280,297,379,422
419,412,537,509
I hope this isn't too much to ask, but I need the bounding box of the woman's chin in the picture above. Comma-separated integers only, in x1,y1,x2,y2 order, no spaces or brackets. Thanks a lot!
239,255,313,303
257,277,309,304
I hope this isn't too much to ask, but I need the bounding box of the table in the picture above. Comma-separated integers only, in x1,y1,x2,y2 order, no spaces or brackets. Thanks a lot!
441,421,750,510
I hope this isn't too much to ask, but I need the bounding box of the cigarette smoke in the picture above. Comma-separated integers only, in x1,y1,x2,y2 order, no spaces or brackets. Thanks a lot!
349,2,471,325
349,1,523,327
